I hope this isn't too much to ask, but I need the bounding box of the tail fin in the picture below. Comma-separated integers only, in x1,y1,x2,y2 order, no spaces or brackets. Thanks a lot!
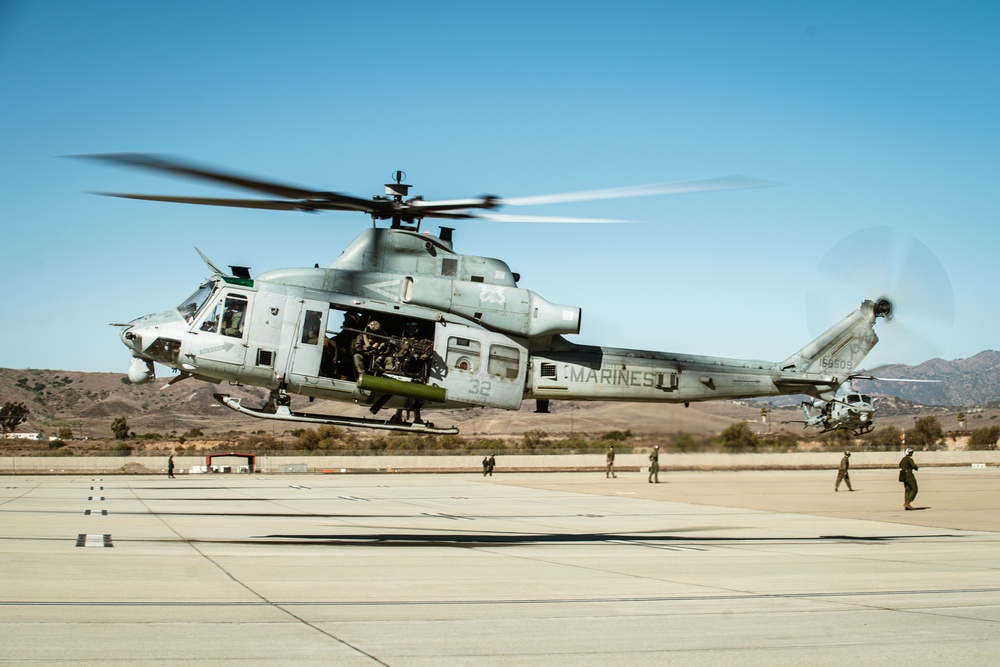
779,299,890,377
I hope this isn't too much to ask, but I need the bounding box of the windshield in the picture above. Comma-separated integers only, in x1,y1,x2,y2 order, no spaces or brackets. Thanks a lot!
177,281,216,324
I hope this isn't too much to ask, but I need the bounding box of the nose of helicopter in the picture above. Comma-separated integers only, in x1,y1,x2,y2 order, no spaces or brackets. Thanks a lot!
114,309,188,382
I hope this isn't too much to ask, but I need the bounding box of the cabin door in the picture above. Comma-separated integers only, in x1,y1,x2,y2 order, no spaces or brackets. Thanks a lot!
434,322,526,409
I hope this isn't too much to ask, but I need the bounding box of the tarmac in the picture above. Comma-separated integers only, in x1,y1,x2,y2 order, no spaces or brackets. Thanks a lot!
1,466,998,665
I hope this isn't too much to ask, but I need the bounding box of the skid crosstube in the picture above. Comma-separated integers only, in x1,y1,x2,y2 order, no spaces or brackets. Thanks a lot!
214,394,459,435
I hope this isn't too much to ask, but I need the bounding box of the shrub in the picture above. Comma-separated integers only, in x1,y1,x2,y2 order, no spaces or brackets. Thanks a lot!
719,422,758,452
968,425,1000,450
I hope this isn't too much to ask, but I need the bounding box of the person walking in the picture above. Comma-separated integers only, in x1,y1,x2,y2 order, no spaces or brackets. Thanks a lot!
648,445,659,483
899,447,918,510
835,451,853,491
486,454,496,477
167,454,175,479
606,446,616,478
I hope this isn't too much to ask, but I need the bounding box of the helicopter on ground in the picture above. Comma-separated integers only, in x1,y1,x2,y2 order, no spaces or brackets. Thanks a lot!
85,153,900,434
788,375,937,436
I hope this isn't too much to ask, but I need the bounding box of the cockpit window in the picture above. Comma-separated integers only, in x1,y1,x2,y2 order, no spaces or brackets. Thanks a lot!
220,295,248,338
197,293,248,338
177,282,216,324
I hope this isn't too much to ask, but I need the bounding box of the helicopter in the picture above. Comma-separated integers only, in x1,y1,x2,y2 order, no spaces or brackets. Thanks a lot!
789,375,938,436
84,153,899,434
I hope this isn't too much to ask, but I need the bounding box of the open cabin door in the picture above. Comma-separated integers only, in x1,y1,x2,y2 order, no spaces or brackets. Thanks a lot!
435,322,527,410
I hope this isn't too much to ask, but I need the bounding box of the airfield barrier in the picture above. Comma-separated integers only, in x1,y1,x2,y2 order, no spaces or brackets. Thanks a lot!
2,451,999,475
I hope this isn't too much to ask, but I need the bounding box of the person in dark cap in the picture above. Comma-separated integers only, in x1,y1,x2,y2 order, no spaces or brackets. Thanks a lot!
835,451,853,492
899,447,918,510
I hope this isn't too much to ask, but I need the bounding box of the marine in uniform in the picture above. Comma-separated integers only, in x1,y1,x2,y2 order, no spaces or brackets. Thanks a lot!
835,451,853,491
648,445,659,483
899,447,919,510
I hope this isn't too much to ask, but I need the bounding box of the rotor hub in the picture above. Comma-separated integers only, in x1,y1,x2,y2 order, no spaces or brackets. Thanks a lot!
874,298,893,319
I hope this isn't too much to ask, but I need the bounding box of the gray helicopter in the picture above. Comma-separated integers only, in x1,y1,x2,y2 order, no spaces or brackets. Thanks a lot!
790,375,937,436
87,153,896,434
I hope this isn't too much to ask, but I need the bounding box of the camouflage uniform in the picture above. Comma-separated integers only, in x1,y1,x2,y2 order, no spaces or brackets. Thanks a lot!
606,446,616,478
648,446,659,483
900,449,918,509
835,452,853,491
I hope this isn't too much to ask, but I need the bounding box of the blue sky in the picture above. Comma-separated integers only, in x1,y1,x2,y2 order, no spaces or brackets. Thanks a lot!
1,1,997,374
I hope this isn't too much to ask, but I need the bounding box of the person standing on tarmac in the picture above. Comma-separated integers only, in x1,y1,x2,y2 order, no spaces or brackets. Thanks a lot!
606,446,616,478
648,445,660,483
835,451,853,492
900,447,919,510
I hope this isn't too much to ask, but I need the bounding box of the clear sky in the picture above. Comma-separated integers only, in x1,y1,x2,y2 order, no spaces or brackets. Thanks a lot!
1,1,997,374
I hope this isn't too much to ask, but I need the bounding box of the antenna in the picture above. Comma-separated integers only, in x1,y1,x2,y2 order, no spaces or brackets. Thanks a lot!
385,170,410,199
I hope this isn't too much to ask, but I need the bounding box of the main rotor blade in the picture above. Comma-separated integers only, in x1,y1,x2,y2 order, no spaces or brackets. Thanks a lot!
77,153,329,199
95,193,309,211
472,212,635,223
499,176,778,207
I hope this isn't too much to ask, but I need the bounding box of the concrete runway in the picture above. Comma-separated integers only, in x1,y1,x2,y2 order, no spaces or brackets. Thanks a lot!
1,468,998,665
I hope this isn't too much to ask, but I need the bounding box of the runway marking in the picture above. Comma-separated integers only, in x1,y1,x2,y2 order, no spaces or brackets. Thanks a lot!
422,513,473,520
75,534,113,548
87,497,104,501
83,509,108,516
6,586,1000,607
288,485,310,490
608,539,706,552
338,496,369,502
90,486,103,491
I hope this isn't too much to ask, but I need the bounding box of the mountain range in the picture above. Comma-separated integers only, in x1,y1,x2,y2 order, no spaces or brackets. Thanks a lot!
1,351,997,439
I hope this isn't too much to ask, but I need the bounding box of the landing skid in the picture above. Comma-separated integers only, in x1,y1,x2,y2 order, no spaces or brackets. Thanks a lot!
214,394,459,435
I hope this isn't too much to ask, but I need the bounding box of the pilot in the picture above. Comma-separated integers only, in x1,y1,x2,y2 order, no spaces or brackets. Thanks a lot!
835,451,853,492
222,300,246,337
606,445,616,479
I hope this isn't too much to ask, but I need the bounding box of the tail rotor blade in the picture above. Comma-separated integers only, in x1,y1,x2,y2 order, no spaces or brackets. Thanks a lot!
807,226,954,365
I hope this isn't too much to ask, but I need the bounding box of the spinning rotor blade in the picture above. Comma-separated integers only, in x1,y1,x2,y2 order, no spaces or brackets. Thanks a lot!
76,153,775,227
807,227,955,365
76,153,378,214
78,153,324,198
499,175,778,207
472,213,634,223
95,193,308,211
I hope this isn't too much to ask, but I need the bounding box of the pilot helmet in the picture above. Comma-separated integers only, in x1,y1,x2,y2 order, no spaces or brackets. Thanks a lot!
367,321,381,331
845,451,851,457
905,447,914,456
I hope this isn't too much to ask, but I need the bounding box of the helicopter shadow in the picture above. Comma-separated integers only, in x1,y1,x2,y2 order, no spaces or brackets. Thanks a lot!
240,531,960,549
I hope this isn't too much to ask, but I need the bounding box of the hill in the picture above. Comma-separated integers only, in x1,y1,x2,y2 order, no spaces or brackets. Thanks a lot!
862,350,1000,406
2,351,998,439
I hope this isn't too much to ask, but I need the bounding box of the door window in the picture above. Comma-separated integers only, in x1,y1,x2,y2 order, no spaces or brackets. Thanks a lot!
488,344,521,380
199,294,248,338
447,337,481,373
301,310,323,345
